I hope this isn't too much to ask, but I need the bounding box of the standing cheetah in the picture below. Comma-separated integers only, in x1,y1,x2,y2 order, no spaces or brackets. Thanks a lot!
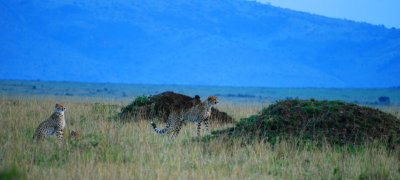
33,103,66,143
151,96,219,138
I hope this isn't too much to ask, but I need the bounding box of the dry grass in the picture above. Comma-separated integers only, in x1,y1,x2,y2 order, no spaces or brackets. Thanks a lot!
216,100,268,120
1,96,400,179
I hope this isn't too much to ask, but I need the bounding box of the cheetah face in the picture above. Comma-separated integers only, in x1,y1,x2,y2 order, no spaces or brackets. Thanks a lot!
55,103,66,112
207,96,219,105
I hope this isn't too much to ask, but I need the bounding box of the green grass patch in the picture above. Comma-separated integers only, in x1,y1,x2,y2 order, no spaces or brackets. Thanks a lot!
0,166,25,180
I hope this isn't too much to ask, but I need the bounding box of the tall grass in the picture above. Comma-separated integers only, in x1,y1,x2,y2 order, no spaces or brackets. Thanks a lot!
0,97,399,179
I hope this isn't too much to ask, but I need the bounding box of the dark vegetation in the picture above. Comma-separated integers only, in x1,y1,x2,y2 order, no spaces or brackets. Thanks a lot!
0,166,25,180
213,99,400,146
378,96,391,105
120,91,234,124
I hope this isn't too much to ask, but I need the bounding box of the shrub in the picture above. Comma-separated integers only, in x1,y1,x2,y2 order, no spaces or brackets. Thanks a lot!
378,96,390,105
0,166,25,180
213,99,400,146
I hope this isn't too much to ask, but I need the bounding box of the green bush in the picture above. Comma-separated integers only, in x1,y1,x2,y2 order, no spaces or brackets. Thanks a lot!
213,99,400,146
120,96,150,114
0,166,25,180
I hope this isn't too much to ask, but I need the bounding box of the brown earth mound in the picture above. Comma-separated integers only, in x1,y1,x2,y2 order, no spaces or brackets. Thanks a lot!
120,91,234,124
213,99,400,146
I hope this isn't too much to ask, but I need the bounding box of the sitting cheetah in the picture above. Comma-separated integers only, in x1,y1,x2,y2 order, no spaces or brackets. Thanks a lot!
151,96,219,138
33,103,66,143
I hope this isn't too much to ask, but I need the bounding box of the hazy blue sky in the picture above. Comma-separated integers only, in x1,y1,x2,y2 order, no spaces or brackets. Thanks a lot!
255,0,400,28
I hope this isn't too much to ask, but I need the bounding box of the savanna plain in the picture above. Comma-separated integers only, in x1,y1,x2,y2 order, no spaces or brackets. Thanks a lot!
1,80,400,179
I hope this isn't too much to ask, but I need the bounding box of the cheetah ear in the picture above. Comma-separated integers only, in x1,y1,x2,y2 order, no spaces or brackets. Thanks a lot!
207,96,218,103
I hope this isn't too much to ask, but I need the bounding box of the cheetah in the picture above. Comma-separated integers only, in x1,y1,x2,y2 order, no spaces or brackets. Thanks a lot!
151,96,218,138
33,103,66,143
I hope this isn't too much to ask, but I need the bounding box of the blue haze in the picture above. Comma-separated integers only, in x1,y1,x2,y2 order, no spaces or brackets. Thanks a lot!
0,0,399,87
257,0,400,29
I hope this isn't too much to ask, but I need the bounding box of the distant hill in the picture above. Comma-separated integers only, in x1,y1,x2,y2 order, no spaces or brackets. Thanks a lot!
0,0,399,87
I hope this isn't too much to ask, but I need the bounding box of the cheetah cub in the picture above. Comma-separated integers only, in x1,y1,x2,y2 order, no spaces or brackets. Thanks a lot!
33,103,66,143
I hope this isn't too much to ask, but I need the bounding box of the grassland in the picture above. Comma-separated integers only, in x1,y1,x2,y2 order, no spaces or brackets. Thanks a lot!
1,81,400,179
2,80,400,105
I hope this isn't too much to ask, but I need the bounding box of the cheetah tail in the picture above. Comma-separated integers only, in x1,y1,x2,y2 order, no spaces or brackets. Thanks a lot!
151,121,169,134
151,122,157,129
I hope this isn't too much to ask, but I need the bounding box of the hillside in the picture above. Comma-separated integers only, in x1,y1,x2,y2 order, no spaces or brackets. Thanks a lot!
0,0,399,87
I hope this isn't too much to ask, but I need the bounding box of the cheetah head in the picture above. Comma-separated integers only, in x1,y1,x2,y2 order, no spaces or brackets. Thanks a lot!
207,96,219,105
55,103,66,112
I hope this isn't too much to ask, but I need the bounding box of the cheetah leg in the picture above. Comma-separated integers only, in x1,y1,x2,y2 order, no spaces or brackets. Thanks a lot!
196,121,201,137
171,121,183,139
204,119,210,135
56,129,64,144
